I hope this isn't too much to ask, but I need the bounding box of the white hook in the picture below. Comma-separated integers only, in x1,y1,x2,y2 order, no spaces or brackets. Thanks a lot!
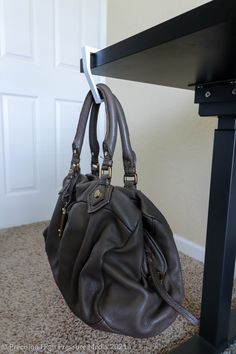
81,46,103,104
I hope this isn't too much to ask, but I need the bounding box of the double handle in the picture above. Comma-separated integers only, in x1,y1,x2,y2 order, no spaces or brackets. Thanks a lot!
71,83,137,186
71,84,117,174
89,86,137,186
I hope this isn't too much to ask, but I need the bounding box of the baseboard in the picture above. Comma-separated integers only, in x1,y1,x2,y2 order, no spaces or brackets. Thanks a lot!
174,233,236,278
174,234,205,263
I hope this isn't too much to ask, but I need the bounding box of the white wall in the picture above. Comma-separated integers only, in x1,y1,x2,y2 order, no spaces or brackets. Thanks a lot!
107,0,215,247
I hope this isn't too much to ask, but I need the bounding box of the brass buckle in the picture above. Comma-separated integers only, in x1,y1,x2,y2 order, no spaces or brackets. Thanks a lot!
69,163,80,174
101,166,112,179
92,163,99,170
123,173,138,185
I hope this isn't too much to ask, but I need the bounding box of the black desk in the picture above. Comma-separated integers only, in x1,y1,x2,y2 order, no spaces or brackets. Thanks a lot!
81,1,236,352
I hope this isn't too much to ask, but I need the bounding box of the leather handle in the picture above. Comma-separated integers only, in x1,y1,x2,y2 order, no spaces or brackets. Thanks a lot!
72,90,93,162
71,84,117,170
89,103,100,176
89,89,137,184
114,95,136,177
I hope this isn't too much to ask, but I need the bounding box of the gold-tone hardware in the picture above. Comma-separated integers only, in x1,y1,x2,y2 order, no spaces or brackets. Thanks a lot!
69,162,80,174
101,166,112,179
58,206,67,238
158,272,165,284
94,189,101,199
123,173,138,185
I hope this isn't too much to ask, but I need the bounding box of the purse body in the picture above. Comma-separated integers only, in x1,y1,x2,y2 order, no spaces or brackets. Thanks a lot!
44,173,183,337
43,84,196,338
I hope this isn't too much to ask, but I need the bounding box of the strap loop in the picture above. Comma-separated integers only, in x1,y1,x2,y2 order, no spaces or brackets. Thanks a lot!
123,173,138,187
147,250,199,326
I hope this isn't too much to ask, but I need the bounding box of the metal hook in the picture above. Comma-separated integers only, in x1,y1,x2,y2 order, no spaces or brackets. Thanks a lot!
81,46,103,104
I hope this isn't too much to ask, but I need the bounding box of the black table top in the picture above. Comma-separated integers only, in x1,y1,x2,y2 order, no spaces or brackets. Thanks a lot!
87,0,236,90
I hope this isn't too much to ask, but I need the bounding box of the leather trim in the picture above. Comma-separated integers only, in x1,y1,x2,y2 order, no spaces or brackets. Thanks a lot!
87,184,113,213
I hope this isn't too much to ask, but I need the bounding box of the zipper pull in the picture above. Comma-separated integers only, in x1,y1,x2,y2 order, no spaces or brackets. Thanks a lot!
58,205,67,238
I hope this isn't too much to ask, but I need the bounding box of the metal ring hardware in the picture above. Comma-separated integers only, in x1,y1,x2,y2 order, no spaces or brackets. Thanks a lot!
123,173,138,185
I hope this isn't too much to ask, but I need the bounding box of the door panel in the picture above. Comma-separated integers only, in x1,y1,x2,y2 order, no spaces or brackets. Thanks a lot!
1,0,34,59
2,95,38,194
0,0,107,228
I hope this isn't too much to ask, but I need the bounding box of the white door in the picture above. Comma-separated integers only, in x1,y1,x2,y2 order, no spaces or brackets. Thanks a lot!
0,0,107,229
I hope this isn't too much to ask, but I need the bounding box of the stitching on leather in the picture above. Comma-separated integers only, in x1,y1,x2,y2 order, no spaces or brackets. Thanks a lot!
62,198,137,234
80,184,139,233
87,183,99,211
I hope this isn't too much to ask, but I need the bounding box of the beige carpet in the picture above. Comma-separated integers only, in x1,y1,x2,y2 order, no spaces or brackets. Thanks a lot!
0,222,236,354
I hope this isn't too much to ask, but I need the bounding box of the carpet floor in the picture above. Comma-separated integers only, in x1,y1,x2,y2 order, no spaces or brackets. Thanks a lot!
0,222,236,354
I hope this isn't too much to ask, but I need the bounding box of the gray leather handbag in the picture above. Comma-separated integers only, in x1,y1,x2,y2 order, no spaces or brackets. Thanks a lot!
43,83,198,338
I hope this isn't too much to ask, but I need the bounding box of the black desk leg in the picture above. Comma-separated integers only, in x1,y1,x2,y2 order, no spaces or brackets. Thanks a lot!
171,116,236,354
200,117,236,349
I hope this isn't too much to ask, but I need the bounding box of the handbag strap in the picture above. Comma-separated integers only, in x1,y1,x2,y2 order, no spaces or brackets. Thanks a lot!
89,84,137,187
71,85,118,174
113,95,137,179
89,103,100,176
147,250,199,326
